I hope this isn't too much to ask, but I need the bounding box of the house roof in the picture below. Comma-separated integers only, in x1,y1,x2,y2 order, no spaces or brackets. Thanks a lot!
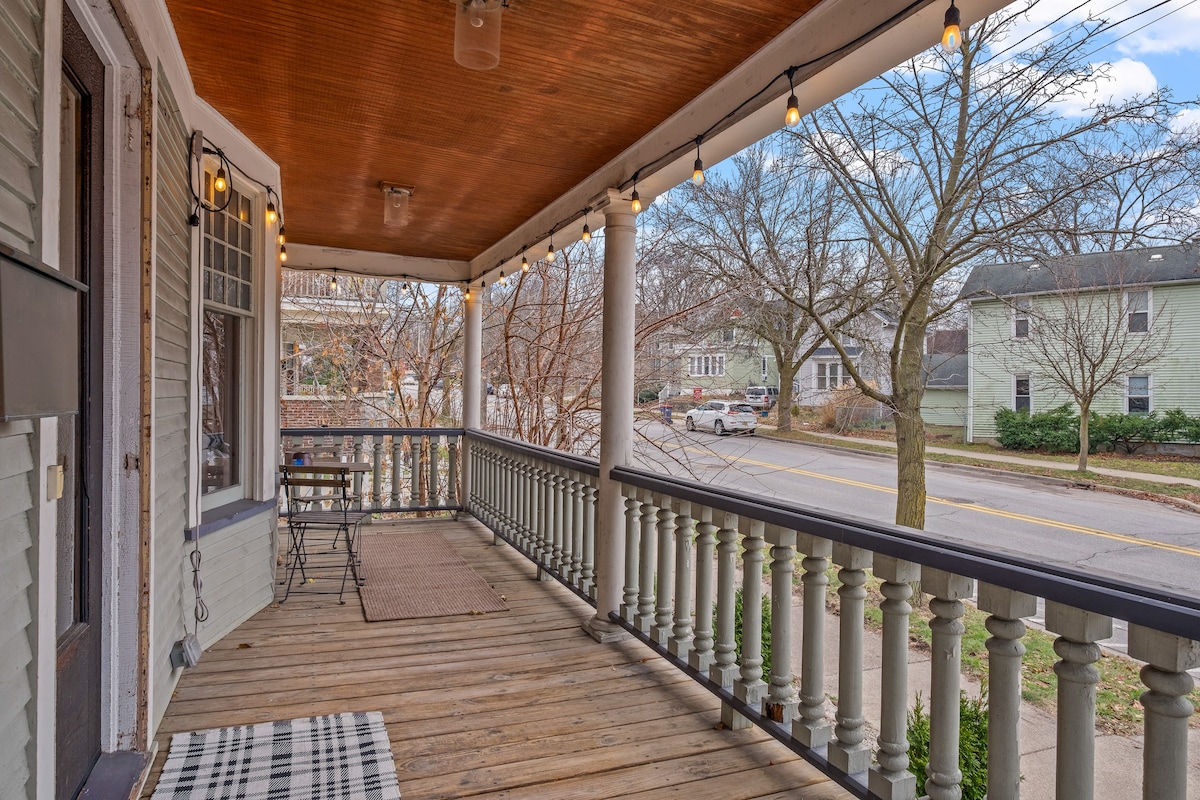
923,353,967,388
960,244,1200,301
162,0,1006,285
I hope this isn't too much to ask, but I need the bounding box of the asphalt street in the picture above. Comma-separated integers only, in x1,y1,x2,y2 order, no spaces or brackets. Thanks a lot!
632,419,1200,600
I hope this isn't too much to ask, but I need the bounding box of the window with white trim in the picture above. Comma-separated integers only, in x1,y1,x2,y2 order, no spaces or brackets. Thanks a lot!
816,361,852,390
1014,297,1031,339
1127,375,1151,414
201,169,257,507
1014,374,1031,413
1126,290,1149,333
688,354,725,377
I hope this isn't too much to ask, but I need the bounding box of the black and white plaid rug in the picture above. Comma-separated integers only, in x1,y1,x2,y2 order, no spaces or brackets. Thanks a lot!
152,711,401,799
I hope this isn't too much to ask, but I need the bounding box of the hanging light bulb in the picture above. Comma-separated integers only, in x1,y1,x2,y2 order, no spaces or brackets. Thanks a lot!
266,201,278,225
692,138,705,186
329,272,339,293
277,225,286,246
521,253,530,272
465,286,472,302
784,68,801,127
581,209,592,244
213,166,227,194
499,270,507,286
631,175,642,213
279,245,288,263
401,281,409,293
942,0,961,54
546,235,556,263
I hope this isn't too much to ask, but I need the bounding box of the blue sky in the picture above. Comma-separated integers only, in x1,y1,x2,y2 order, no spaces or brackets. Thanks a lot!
995,0,1200,124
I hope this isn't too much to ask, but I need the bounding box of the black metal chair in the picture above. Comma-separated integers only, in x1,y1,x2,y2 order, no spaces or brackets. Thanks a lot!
279,464,371,604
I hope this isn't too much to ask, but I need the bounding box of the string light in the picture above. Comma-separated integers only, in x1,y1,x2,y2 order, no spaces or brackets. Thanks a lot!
521,253,530,272
499,270,507,286
277,225,286,246
279,245,288,263
213,166,227,194
546,233,556,262
266,201,278,225
784,67,801,127
942,0,961,54
581,209,591,244
631,173,642,213
692,137,705,186
329,271,339,293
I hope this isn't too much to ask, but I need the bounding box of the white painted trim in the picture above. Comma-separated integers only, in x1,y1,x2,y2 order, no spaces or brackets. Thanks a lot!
966,307,974,442
286,245,469,283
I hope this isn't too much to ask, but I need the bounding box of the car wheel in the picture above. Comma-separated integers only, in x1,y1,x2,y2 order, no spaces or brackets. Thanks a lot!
714,419,725,436
686,417,696,431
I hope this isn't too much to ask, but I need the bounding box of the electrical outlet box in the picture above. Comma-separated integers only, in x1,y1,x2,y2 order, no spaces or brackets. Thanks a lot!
170,633,202,669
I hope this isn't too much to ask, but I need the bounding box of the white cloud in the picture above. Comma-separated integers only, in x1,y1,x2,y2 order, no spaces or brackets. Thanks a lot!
991,0,1200,58
1169,107,1200,133
1052,58,1158,117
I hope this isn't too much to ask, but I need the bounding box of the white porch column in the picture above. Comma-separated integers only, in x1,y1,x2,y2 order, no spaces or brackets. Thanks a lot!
462,285,482,511
584,188,636,644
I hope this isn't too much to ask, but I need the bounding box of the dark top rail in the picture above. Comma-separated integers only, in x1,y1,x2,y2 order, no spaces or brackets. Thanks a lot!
467,429,601,478
282,426,466,438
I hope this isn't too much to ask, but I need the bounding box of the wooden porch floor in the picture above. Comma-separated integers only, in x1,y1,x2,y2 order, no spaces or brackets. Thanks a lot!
143,517,850,799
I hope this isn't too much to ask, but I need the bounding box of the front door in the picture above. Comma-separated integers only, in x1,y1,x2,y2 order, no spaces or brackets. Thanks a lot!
56,9,105,798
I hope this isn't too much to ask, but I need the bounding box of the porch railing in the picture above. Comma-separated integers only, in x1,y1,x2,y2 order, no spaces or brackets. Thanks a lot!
467,430,1200,800
280,427,463,513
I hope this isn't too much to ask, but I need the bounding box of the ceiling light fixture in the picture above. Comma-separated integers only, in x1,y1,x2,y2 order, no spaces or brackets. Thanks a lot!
784,67,801,127
692,137,705,186
942,0,961,54
453,0,506,71
382,183,415,227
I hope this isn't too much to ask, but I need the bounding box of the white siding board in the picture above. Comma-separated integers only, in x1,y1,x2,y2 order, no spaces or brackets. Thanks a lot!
0,420,35,800
151,74,193,730
192,512,275,648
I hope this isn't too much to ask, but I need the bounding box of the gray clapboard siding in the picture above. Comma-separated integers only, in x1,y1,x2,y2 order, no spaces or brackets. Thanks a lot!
0,0,41,255
150,74,192,729
193,510,275,647
0,419,36,800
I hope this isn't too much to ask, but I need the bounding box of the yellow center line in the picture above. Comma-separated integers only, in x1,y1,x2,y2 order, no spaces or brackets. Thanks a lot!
679,445,1200,558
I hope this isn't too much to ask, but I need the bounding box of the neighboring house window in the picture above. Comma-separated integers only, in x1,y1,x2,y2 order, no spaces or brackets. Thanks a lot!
816,362,852,389
651,358,662,371
1014,297,1031,339
1127,375,1151,414
1126,290,1149,333
1014,374,1031,413
688,354,725,377
761,355,768,379
722,328,735,343
201,169,256,507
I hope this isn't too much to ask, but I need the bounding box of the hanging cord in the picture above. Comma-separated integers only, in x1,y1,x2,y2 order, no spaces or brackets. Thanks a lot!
191,546,210,625
187,130,283,230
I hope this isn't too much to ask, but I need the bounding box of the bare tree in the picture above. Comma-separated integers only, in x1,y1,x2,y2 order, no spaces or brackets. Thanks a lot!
985,254,1174,470
661,140,879,430
798,1,1197,528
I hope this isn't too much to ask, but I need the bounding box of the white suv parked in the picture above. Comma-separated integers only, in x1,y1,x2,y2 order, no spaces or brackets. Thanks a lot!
744,386,778,409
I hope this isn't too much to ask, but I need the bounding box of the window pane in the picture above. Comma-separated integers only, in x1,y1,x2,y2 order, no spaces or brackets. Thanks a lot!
1016,377,1030,396
1015,318,1029,338
1016,396,1031,412
1128,312,1148,333
1129,376,1149,394
1127,291,1147,312
201,311,240,494
1129,397,1150,414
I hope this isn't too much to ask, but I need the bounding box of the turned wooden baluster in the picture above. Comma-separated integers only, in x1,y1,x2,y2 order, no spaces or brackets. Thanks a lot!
689,506,717,675
1046,602,1111,800
621,486,640,623
978,583,1036,800
793,533,832,749
636,490,659,634
922,568,975,800
829,543,872,775
869,556,920,800
669,501,695,663
1128,626,1199,800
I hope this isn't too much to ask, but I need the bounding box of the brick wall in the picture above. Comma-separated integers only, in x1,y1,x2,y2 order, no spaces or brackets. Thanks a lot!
279,396,393,428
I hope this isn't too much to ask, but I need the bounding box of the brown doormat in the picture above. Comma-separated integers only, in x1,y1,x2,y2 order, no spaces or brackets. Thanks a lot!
358,531,509,621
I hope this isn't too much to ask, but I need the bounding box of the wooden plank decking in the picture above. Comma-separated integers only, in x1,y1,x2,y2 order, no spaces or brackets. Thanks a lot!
143,517,850,799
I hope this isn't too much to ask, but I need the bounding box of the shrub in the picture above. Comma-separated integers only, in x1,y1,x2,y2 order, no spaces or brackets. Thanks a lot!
907,691,989,800
994,404,1079,452
1090,411,1166,454
1159,408,1200,443
637,388,661,404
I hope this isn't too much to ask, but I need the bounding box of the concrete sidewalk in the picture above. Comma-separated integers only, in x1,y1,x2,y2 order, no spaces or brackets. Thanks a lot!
787,596,1200,798
767,427,1200,489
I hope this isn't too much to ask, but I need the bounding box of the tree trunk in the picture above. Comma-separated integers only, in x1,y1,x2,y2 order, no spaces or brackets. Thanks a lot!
1077,401,1090,472
893,312,929,530
777,362,798,432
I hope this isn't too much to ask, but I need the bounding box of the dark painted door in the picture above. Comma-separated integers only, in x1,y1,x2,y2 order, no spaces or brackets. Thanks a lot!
56,9,105,798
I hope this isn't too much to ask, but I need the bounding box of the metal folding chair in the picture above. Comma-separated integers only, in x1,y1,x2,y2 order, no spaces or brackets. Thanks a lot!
279,464,371,604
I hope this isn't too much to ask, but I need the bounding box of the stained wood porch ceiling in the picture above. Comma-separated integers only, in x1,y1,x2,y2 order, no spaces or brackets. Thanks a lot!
164,1,940,281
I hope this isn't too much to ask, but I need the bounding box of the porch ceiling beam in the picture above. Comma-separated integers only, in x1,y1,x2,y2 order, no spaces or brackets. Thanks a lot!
284,245,469,284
